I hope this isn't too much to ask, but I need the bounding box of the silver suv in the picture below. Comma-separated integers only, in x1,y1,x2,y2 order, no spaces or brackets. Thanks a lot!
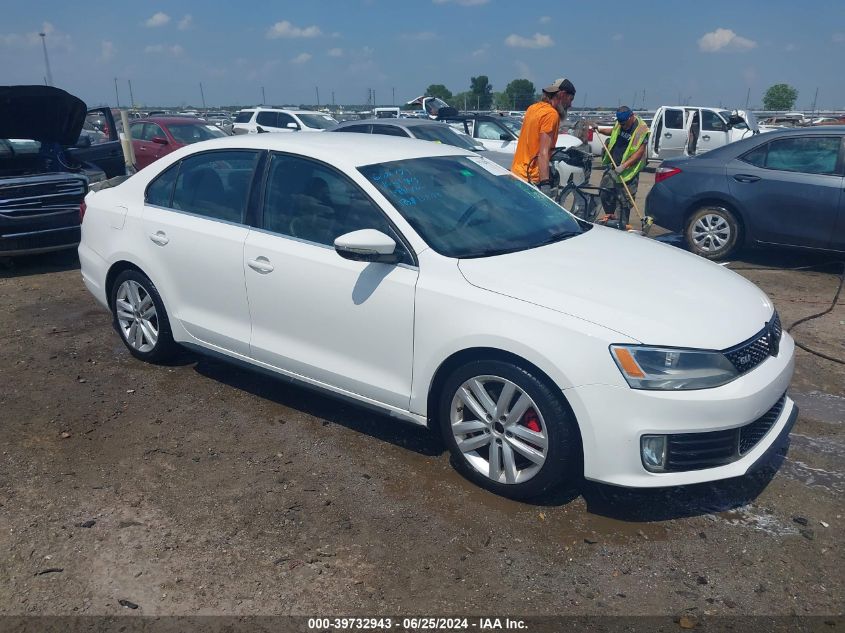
231,108,338,135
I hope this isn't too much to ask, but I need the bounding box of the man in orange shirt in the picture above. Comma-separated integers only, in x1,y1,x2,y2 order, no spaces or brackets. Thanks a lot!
511,78,576,197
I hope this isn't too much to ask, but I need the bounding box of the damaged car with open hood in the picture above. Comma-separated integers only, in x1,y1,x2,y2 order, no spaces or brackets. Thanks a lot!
0,85,124,256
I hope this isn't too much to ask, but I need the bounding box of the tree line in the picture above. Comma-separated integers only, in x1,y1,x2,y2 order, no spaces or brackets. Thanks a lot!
419,76,538,111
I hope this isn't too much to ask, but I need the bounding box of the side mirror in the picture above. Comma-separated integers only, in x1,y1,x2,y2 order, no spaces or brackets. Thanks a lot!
151,136,169,145
499,133,510,141
256,126,268,134
334,229,400,264
286,122,300,130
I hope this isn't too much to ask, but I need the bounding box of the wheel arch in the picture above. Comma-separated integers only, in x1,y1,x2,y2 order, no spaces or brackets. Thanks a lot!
105,259,149,303
425,346,583,446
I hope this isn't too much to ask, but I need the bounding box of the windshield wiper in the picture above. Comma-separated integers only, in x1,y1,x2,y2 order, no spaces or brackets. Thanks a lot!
461,245,531,259
536,230,582,246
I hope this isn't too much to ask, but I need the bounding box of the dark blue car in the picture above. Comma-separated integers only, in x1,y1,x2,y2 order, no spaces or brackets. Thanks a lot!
646,127,845,259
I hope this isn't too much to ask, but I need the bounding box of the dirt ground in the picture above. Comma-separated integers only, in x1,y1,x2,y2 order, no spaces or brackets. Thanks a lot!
1,198,843,623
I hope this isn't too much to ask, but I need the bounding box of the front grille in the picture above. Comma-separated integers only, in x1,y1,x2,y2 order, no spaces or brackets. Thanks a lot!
662,393,787,472
0,175,86,218
723,312,782,375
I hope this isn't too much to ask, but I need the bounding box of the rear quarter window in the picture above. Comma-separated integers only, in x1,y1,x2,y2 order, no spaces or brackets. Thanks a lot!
233,111,254,124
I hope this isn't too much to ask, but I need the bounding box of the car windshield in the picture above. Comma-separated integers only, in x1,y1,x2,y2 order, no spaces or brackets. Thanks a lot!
500,117,523,136
167,123,226,144
297,113,338,130
412,124,478,150
359,156,585,258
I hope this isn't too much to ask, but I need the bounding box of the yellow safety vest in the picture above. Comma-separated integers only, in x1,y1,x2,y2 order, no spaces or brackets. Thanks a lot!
602,117,650,182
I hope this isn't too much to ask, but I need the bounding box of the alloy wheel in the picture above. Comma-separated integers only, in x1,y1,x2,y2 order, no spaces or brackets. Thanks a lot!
115,280,159,353
691,213,731,254
449,375,548,484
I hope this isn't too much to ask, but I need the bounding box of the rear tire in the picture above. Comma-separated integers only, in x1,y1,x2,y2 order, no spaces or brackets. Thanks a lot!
438,359,580,499
110,269,177,363
685,205,741,260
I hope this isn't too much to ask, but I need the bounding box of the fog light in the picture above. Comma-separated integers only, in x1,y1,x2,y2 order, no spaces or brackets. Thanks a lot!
641,435,667,472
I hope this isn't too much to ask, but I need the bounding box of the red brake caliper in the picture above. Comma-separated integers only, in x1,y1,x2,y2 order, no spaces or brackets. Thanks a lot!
522,408,541,433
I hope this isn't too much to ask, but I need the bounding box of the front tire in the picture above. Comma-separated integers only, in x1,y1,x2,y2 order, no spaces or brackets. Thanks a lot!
438,360,580,499
685,205,741,260
110,269,177,363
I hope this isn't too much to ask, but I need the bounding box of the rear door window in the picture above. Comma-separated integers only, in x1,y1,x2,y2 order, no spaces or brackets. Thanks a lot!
234,111,254,124
371,125,409,137
702,110,727,132
743,137,841,175
169,150,260,222
664,109,684,129
145,162,180,207
335,125,371,134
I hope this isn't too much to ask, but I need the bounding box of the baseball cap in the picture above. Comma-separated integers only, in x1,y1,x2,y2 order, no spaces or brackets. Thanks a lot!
543,78,576,96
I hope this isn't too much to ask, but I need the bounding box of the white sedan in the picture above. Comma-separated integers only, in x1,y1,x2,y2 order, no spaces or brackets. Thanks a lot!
79,133,796,499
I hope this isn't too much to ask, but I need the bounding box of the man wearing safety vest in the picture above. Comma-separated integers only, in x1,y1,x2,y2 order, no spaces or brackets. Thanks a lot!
597,106,649,227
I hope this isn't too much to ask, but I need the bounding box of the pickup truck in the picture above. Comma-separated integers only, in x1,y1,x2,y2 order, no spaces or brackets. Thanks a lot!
647,105,773,162
0,85,124,256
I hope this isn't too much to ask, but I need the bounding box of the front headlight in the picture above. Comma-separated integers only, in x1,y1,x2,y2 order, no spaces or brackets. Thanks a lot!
610,345,738,390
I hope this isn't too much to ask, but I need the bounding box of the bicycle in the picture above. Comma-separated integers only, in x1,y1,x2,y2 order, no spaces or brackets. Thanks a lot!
552,147,624,224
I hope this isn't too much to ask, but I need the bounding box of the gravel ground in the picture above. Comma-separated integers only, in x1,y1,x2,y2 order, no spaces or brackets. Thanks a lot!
1,225,843,622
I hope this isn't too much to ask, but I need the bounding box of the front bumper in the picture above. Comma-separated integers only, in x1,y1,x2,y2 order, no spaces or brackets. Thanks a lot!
564,333,796,487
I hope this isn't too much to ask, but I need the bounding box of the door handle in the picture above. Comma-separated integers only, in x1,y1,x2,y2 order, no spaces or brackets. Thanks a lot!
149,231,169,246
247,257,274,274
733,174,761,183
664,132,672,138
702,134,711,141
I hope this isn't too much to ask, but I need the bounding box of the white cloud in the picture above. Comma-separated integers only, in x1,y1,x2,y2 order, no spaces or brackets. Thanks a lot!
266,20,322,39
833,33,845,43
785,43,797,52
505,33,553,49
144,44,183,56
471,44,489,57
539,16,551,24
0,22,72,51
433,0,489,5
698,28,757,53
327,48,344,57
612,33,623,42
145,12,171,28
400,31,438,41
99,40,115,61
291,52,312,64
178,15,193,30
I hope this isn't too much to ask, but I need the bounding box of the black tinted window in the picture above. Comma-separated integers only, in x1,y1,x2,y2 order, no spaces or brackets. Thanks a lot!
372,125,408,137
277,113,296,128
702,110,727,132
764,137,840,175
145,162,179,207
233,111,253,123
262,153,410,262
336,125,371,134
256,111,278,127
740,143,768,168
170,151,259,222
664,109,683,129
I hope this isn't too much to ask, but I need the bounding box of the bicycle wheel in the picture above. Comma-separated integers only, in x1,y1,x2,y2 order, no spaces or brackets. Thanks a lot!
558,185,598,222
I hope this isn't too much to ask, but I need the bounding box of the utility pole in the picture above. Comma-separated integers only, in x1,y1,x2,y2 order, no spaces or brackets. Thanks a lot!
631,92,637,110
745,88,750,110
373,90,376,107
261,86,266,105
199,82,206,109
392,87,395,106
332,91,335,107
641,89,645,110
39,32,53,86
811,87,818,114
128,80,135,109
315,86,320,107
114,77,120,107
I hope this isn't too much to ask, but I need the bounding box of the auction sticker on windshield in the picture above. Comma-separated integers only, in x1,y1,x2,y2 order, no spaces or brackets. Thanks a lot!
466,155,512,177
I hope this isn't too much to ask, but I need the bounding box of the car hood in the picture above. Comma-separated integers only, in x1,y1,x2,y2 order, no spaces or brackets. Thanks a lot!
457,226,773,349
0,85,87,145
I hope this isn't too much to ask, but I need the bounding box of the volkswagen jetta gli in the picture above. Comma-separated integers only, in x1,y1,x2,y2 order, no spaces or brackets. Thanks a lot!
79,134,796,499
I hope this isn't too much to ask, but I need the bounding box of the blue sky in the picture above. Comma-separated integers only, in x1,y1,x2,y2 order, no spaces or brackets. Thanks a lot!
2,0,844,110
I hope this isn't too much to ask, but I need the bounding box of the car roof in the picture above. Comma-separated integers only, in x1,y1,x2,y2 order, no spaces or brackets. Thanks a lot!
160,131,469,168
335,118,452,129
134,117,206,125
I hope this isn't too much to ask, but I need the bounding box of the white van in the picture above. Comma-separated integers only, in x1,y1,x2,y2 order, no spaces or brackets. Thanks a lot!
647,106,770,162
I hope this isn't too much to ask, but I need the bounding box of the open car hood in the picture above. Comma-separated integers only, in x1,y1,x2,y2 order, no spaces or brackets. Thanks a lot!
0,85,87,145
735,109,759,133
